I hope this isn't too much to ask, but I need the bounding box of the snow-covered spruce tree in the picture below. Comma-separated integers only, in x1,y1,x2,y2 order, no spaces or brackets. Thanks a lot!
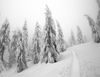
70,30,76,46
0,19,10,62
9,30,18,67
41,5,59,63
56,20,65,52
85,15,100,43
22,20,28,54
22,20,28,67
32,22,41,64
96,0,100,28
77,26,84,44
16,29,27,73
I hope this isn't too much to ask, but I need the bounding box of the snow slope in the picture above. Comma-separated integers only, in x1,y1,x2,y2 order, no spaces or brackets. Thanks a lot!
10,50,73,77
71,50,80,77
72,42,100,77
0,41,100,77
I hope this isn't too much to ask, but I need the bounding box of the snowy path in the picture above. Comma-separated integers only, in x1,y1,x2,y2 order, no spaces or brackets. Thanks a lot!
71,50,80,77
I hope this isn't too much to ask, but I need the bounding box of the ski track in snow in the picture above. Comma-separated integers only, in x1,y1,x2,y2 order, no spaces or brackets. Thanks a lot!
71,50,80,77
59,49,80,77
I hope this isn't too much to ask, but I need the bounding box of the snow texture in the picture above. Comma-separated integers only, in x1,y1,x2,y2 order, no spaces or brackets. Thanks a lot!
0,42,100,77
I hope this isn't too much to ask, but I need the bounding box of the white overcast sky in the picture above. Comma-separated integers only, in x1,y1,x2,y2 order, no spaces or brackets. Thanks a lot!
0,0,99,44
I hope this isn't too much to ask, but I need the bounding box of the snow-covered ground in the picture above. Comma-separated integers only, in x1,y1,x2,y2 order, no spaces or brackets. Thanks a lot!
0,41,100,77
72,42,100,77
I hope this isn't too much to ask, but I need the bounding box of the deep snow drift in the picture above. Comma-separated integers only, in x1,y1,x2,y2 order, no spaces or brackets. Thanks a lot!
0,41,100,77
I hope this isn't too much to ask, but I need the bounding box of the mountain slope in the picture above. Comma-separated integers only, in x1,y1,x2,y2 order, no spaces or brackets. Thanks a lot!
0,41,100,77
